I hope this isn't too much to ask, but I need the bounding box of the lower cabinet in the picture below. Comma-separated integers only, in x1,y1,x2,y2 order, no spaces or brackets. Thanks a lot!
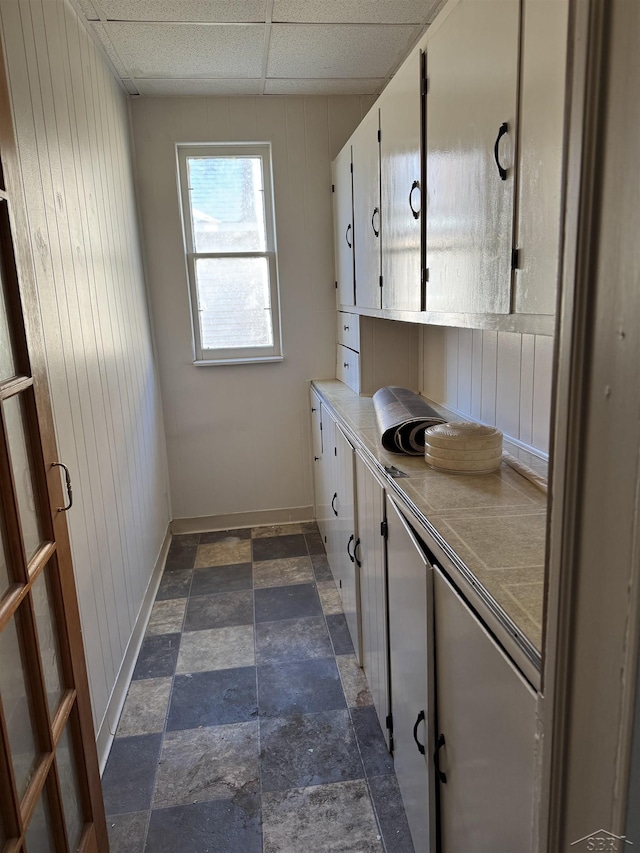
310,396,537,852
433,567,537,853
355,451,389,747
386,495,437,853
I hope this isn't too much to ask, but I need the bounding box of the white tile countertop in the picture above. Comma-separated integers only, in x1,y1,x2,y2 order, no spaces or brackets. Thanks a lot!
312,380,548,676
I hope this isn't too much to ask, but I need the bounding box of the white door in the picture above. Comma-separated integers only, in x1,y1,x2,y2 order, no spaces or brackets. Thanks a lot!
317,404,336,551
332,145,355,307
380,47,422,311
433,567,537,853
425,0,520,314
387,497,436,853
335,427,361,663
355,452,390,747
352,109,382,310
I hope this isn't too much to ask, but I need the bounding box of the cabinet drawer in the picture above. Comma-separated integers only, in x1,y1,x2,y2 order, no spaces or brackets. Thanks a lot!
337,312,360,352
337,345,360,393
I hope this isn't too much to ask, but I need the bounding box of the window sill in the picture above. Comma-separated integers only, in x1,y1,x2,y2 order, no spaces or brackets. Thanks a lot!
193,356,284,367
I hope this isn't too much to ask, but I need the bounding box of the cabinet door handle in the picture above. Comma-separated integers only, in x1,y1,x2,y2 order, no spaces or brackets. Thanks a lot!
331,492,338,516
354,538,362,568
493,122,509,181
413,710,426,756
409,180,421,219
343,362,349,369
345,223,353,248
52,462,73,512
347,533,355,563
314,456,320,461
371,207,380,237
434,732,447,783
343,325,349,331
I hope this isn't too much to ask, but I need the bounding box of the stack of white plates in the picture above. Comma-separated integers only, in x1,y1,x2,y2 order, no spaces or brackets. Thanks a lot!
424,422,503,473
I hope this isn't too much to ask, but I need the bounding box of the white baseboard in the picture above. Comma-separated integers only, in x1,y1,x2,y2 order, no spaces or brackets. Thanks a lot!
171,505,314,535
95,525,171,774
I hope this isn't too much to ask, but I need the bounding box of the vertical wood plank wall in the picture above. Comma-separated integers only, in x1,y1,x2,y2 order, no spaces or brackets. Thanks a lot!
0,0,170,746
421,326,554,454
130,95,373,525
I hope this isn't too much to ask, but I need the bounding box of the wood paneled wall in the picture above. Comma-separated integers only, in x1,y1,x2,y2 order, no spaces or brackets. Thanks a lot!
0,0,170,747
421,326,553,455
130,95,373,526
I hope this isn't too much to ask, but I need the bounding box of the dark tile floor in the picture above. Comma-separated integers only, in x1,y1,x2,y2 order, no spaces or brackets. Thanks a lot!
102,522,414,853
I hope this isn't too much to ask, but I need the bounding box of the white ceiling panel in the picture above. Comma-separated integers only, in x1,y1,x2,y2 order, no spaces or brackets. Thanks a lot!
136,78,263,96
76,0,100,21
267,24,419,79
90,23,129,75
264,78,385,95
272,0,436,24
104,22,265,78
96,0,268,23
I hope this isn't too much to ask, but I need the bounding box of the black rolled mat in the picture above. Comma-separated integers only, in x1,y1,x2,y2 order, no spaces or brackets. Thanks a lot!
372,386,446,455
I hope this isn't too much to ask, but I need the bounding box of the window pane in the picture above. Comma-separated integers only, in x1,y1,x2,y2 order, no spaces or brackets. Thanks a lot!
57,722,85,850
0,245,17,382
31,569,65,716
187,156,267,254
0,609,39,798
196,257,274,351
24,782,55,853
4,394,44,562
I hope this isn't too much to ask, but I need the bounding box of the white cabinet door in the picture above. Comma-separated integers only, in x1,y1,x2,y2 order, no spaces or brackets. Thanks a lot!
513,0,568,316
433,567,537,853
425,0,520,315
380,47,422,312
335,426,361,663
332,144,355,307
317,403,337,551
355,451,390,747
387,496,436,853
352,108,382,310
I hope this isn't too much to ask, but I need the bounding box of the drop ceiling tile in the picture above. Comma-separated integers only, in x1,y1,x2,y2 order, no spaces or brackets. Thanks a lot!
267,24,419,79
273,0,436,24
76,0,100,20
97,0,267,23
104,22,265,78
264,78,385,95
136,78,263,96
90,22,129,75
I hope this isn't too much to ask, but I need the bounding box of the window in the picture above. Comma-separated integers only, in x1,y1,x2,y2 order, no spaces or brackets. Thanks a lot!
177,143,282,364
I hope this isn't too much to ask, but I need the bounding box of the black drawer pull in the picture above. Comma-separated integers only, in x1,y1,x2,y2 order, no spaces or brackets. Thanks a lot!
331,492,338,516
413,710,426,755
493,122,508,181
346,223,353,248
434,733,447,783
409,180,421,219
371,207,380,237
354,538,362,568
347,534,355,563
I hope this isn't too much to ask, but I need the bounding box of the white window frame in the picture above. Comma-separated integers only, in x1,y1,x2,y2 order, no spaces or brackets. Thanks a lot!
176,143,283,365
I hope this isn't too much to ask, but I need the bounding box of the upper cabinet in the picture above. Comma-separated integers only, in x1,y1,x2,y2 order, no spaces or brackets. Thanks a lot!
379,48,423,312
513,0,568,316
351,109,382,310
331,0,568,334
425,0,519,315
332,144,355,308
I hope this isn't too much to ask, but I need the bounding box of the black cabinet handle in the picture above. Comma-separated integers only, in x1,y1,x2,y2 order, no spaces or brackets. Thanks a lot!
371,207,380,237
343,325,349,331
343,362,349,369
331,492,338,516
434,733,447,783
346,223,353,248
347,534,355,563
354,538,362,567
413,710,426,755
409,180,421,219
314,456,320,461
493,122,509,181
52,462,73,512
